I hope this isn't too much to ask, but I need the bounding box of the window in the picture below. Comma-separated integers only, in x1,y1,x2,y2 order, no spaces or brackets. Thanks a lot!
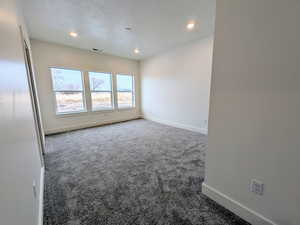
116,74,135,108
89,72,113,111
50,68,85,114
50,68,136,115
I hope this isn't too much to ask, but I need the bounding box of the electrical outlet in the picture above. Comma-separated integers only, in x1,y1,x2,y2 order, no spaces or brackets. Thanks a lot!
32,180,37,198
250,179,264,195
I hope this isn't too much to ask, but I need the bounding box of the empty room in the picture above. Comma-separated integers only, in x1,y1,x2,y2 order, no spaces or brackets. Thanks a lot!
1,0,299,225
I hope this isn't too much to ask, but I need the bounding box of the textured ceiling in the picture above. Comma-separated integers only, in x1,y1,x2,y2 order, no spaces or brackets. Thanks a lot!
21,0,215,60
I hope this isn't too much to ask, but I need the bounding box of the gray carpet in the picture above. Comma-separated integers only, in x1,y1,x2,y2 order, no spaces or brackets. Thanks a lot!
44,119,250,225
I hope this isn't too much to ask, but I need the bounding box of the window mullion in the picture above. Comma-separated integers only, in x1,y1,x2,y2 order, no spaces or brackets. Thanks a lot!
132,75,135,107
112,73,118,109
83,71,92,112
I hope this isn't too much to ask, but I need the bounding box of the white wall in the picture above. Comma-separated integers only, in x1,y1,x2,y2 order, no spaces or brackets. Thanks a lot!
0,0,43,225
140,37,214,134
203,1,300,225
30,40,141,134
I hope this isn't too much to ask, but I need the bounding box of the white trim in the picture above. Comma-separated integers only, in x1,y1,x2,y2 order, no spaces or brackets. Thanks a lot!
45,116,142,135
38,167,45,225
88,71,114,111
116,74,136,109
49,67,87,115
48,66,137,117
142,114,208,135
202,183,278,225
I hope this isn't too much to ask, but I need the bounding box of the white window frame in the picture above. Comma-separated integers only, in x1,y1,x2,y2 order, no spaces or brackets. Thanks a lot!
50,67,87,115
49,67,136,116
88,71,114,112
116,74,135,109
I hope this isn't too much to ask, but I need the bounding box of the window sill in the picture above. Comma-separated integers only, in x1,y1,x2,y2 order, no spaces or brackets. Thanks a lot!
91,108,115,114
54,107,136,118
117,107,136,111
55,110,88,118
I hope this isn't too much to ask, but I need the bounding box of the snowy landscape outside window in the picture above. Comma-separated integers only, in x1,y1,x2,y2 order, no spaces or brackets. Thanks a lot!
50,68,85,114
89,72,113,111
116,74,135,108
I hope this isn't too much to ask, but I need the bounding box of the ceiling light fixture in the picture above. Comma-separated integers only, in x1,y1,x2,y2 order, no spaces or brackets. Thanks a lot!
69,32,78,37
125,27,132,31
134,48,140,54
186,22,195,30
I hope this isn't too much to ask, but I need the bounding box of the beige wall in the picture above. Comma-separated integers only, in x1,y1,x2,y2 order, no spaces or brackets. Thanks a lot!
140,37,214,134
204,1,300,225
30,40,141,134
0,0,43,225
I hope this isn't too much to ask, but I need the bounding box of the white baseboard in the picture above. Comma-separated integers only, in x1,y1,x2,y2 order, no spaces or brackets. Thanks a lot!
202,183,278,225
142,115,208,135
38,167,45,225
45,116,142,135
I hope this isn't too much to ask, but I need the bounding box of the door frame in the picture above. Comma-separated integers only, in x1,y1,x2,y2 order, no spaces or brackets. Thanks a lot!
19,26,45,166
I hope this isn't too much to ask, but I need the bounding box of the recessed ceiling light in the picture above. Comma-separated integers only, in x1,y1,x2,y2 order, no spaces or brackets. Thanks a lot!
134,48,140,54
125,27,132,31
69,32,78,37
186,22,195,30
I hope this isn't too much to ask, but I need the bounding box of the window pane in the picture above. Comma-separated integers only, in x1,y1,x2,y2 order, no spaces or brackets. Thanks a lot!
116,74,134,108
51,68,83,91
89,72,112,91
91,92,112,110
55,92,84,113
116,74,133,92
117,92,133,108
